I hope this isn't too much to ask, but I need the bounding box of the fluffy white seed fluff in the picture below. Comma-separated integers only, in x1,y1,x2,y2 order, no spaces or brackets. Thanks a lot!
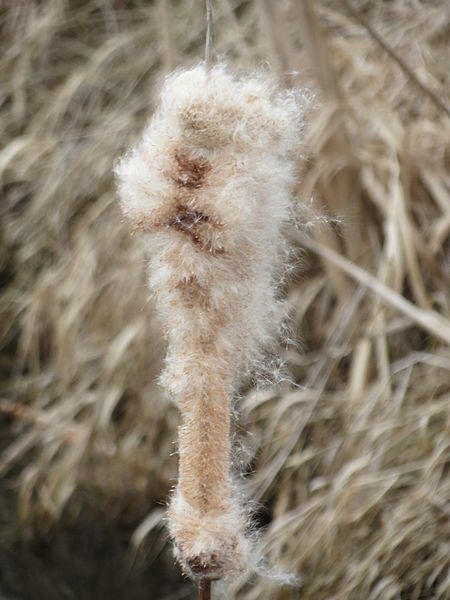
115,64,302,580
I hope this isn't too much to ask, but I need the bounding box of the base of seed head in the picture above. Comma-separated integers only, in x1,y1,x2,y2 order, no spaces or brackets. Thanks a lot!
168,491,245,580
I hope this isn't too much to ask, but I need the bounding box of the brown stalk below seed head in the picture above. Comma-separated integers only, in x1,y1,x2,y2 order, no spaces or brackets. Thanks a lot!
199,579,211,600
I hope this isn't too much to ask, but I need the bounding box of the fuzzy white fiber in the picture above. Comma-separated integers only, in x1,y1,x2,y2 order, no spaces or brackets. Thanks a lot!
115,64,303,579
168,488,248,580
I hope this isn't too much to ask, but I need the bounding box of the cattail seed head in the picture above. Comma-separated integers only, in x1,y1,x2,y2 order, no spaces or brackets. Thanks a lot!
115,64,304,579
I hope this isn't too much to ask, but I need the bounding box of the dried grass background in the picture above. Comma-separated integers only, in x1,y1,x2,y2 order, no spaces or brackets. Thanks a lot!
1,1,449,599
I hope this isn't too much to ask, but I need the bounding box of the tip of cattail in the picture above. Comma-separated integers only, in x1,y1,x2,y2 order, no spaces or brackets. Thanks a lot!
160,63,303,152
114,63,305,245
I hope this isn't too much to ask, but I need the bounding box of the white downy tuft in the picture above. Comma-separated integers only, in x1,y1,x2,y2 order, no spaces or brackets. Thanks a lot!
116,63,305,579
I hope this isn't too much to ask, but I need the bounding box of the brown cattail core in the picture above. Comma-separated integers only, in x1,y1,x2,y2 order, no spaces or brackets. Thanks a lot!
169,366,241,579
178,380,231,512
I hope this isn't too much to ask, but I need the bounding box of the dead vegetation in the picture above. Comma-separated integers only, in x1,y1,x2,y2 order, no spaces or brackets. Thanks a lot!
0,1,449,599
